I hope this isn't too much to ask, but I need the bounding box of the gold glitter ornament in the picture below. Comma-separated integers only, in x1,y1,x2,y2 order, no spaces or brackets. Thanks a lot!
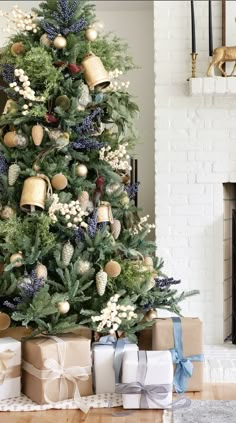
11,42,25,56
51,173,68,190
0,312,11,330
104,260,121,278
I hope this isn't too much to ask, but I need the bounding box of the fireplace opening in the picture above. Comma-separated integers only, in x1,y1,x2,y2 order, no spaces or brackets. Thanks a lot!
223,184,236,342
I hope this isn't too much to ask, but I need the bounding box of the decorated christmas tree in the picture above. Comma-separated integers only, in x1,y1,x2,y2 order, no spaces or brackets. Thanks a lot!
0,0,197,340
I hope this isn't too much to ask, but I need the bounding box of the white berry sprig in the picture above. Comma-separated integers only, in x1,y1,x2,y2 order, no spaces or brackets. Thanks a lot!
91,294,137,334
9,69,45,114
131,214,155,235
48,194,88,228
108,68,130,91
99,142,131,172
0,5,39,34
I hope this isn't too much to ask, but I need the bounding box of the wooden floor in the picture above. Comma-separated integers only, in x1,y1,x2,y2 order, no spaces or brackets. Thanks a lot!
1,384,236,423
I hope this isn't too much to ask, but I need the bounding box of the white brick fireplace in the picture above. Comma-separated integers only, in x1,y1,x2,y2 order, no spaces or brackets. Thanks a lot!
154,1,236,344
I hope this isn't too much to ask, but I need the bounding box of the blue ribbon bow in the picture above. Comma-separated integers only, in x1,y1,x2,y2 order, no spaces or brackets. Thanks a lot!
170,317,204,393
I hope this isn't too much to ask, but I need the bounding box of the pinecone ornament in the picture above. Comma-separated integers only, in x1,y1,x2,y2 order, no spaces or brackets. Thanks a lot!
96,269,108,296
35,263,48,280
8,163,20,186
62,241,74,266
110,219,121,240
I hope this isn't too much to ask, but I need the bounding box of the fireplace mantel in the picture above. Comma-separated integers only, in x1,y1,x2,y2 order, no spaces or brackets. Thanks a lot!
189,77,236,95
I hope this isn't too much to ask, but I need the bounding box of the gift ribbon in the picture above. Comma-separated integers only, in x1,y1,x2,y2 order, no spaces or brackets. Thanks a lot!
22,336,91,413
93,335,132,383
116,350,191,409
0,349,20,384
170,317,204,393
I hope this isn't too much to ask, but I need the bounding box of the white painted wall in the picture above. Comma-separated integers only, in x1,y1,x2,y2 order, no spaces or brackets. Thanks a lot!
0,0,155,230
154,0,236,344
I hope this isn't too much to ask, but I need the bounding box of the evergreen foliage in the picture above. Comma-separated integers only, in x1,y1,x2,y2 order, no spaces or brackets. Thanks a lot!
0,0,198,339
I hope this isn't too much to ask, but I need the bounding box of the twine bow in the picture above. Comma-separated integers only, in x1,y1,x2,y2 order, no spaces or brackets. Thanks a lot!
22,336,91,413
37,173,53,198
0,349,16,384
170,317,204,393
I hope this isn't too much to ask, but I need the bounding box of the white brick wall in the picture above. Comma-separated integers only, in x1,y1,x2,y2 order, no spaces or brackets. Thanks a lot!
154,0,236,344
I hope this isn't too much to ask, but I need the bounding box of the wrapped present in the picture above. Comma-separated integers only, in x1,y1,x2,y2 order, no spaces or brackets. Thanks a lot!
22,335,92,410
137,328,152,350
117,350,173,409
93,335,138,394
0,337,21,400
0,327,32,340
152,317,204,392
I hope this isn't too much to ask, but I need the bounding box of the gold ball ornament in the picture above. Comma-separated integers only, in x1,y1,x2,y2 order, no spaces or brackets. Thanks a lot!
144,256,154,270
10,252,24,268
1,206,15,220
51,173,68,190
77,164,88,177
85,27,98,42
57,301,70,314
104,260,121,278
32,163,41,172
55,95,70,111
0,312,11,330
144,309,158,322
32,125,44,146
40,33,52,48
10,42,25,56
3,131,18,148
53,35,67,49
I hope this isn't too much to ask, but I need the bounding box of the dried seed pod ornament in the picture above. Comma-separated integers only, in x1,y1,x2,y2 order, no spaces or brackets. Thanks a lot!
62,241,74,266
110,219,121,240
32,125,44,146
96,269,108,296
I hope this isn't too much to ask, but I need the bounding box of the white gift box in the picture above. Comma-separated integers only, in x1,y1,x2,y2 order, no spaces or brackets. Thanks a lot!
0,337,21,400
93,341,138,394
120,350,173,409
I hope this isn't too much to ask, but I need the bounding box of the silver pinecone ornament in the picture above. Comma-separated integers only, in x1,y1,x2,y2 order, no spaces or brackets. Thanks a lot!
111,219,121,240
96,269,108,296
8,163,20,186
62,241,74,266
35,263,48,280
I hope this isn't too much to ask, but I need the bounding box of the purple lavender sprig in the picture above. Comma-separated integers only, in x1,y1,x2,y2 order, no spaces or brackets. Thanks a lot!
155,277,181,290
74,226,84,243
125,182,140,199
76,108,102,135
71,138,104,151
1,64,16,84
0,153,8,174
53,0,78,25
87,208,98,238
63,18,86,35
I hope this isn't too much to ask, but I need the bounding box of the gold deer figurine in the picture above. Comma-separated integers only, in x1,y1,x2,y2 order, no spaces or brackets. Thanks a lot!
207,46,236,77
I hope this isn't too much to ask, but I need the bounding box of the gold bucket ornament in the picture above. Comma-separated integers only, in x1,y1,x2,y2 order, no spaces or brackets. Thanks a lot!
97,201,114,224
82,52,110,90
20,174,52,213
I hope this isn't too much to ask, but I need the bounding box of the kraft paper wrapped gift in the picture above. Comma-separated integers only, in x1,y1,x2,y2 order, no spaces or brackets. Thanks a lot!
117,350,173,409
22,335,93,406
93,336,138,394
137,327,152,350
0,337,21,400
152,317,204,392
